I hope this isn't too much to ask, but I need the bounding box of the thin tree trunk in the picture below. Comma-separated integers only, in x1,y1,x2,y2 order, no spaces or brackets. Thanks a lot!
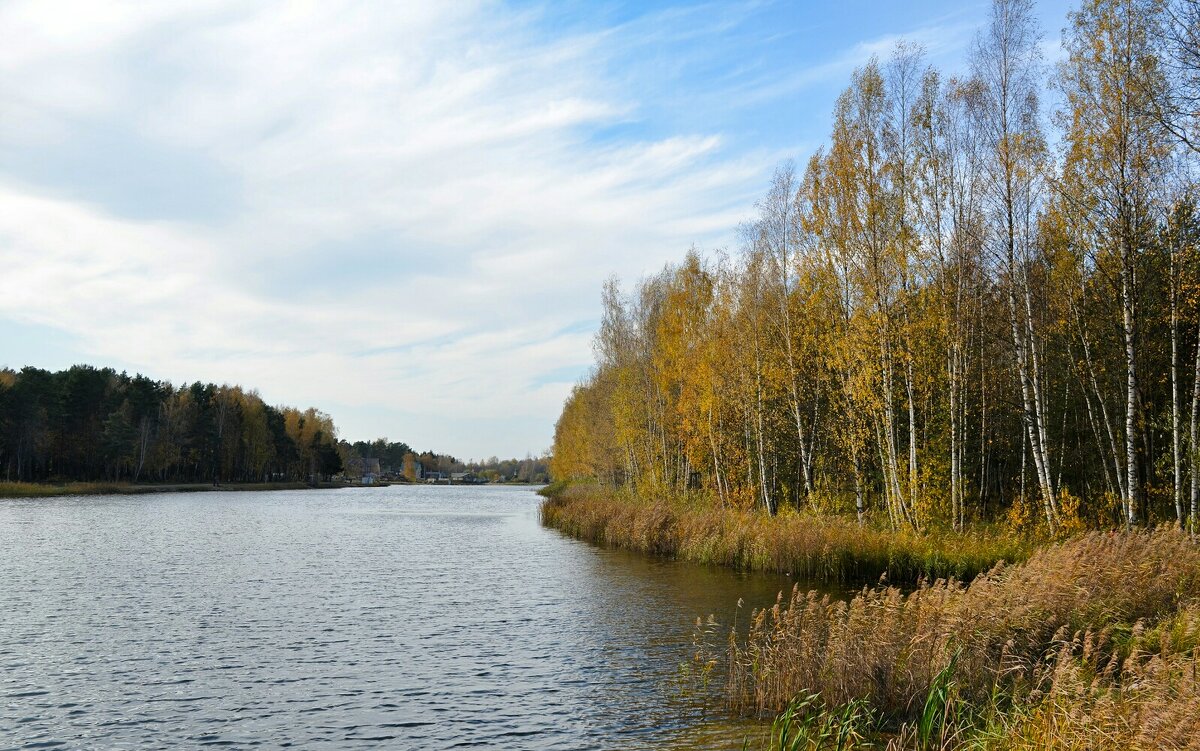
1023,270,1057,520
753,345,773,516
1121,241,1138,527
950,344,961,530
1170,241,1183,524
1189,319,1200,533
1008,261,1055,529
708,410,726,507
778,253,815,503
906,354,919,512
1072,338,1117,498
853,451,865,526
1076,306,1125,498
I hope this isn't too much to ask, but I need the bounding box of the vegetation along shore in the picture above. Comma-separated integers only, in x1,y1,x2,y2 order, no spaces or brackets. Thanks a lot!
0,481,349,500
539,482,1027,585
0,365,550,490
544,0,1200,746
721,527,1200,749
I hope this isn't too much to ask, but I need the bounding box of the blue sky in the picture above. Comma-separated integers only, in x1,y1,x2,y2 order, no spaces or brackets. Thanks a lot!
0,0,1073,459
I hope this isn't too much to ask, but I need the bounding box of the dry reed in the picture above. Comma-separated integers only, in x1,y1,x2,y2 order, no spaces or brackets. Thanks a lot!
541,484,1200,749
727,528,1200,749
539,482,1027,585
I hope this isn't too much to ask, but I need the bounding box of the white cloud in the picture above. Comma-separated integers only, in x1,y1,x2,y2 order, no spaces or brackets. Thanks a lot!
0,0,780,457
3,1,1005,459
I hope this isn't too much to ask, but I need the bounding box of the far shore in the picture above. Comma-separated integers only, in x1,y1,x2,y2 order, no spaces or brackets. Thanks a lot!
0,479,545,499
0,480,357,499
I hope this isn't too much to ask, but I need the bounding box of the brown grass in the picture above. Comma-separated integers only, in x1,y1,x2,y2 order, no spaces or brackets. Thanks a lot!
540,482,1028,585
964,626,1200,751
725,527,1200,749
542,484,1200,749
0,481,137,498
0,480,333,498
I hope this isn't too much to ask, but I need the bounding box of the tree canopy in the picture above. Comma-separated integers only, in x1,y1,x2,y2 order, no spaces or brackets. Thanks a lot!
0,365,342,484
551,0,1200,533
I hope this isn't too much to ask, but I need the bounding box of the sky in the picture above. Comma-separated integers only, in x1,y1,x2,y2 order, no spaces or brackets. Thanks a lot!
0,0,1075,460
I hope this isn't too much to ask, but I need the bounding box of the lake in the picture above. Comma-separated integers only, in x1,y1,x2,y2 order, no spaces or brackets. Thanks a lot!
0,485,800,749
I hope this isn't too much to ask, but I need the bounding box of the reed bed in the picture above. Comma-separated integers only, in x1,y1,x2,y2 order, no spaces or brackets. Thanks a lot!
0,480,324,498
541,484,1200,748
539,483,1027,585
961,627,1200,751
0,481,136,498
728,527,1200,750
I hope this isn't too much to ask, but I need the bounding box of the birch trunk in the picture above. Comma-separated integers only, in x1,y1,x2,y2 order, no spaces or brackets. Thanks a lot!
1171,244,1183,524
1121,241,1138,527
1189,320,1199,533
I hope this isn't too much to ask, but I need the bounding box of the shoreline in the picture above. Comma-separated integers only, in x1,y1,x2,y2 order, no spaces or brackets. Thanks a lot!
538,481,1030,586
0,480,357,499
0,479,545,499
539,484,1200,746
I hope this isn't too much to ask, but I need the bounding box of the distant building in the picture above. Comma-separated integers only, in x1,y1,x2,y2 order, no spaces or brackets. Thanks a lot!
348,457,382,484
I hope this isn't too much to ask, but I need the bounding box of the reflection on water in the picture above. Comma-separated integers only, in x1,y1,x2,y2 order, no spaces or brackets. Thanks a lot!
0,485,816,749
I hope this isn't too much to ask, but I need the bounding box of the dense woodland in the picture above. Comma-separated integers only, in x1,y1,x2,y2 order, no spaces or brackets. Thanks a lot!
339,438,418,475
467,455,551,484
552,0,1200,533
0,365,550,487
0,365,343,484
338,439,550,483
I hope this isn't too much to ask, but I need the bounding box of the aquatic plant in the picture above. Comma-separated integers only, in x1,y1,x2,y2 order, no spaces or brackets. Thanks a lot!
0,481,135,498
727,528,1200,749
540,483,1027,585
765,692,874,751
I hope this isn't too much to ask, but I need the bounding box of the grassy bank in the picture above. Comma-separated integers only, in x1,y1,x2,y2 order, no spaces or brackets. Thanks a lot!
539,482,1028,585
726,527,1200,749
541,483,1200,748
0,480,349,499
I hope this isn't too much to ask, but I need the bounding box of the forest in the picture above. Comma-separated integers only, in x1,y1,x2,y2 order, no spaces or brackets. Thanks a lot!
544,2,1200,745
338,438,551,484
0,364,550,489
551,0,1200,536
0,364,343,484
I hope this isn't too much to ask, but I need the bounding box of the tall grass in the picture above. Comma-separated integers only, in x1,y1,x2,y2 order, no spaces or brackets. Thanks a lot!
540,483,1028,585
0,481,137,498
542,484,1200,748
761,692,874,751
723,527,1200,749
964,622,1200,750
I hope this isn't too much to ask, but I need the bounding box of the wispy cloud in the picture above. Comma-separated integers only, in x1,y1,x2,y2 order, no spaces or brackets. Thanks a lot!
0,0,779,456
0,0,1020,458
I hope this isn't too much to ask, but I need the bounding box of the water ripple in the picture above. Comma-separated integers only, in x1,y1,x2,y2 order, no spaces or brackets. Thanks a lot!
0,486,795,750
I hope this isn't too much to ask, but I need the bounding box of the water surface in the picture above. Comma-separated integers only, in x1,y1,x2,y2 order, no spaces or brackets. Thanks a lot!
0,485,800,749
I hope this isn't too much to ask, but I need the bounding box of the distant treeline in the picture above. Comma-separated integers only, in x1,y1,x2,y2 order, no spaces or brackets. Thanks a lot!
0,364,549,487
338,438,550,483
466,455,550,483
338,439,472,479
0,365,342,484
